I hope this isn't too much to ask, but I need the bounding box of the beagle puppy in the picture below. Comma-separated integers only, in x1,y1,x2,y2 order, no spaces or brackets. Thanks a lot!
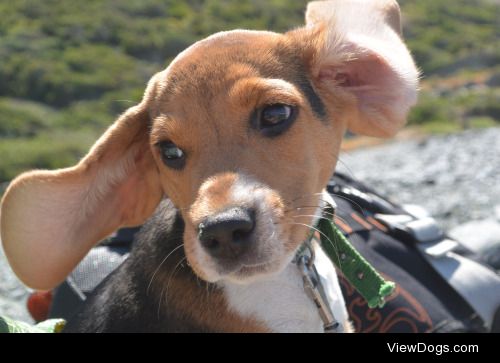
0,0,418,332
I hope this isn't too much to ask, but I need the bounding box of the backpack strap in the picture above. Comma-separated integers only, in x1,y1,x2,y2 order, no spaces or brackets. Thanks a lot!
329,172,500,331
376,211,500,331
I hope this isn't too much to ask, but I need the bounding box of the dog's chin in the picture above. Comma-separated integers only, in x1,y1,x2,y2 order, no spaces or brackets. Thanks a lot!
202,252,295,285
223,262,281,285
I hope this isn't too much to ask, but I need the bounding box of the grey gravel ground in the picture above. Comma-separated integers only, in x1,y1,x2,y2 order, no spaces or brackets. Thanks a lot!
1,127,499,323
337,127,500,231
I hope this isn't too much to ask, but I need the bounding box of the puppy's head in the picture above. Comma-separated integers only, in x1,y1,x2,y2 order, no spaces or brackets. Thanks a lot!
0,0,418,289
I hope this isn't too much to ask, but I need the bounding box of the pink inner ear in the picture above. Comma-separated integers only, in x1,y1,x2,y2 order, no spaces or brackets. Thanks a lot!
319,53,394,92
318,50,412,137
320,68,352,87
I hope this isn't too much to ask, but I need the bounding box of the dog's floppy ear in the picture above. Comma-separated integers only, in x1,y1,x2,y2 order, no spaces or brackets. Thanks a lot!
304,0,419,137
0,75,163,290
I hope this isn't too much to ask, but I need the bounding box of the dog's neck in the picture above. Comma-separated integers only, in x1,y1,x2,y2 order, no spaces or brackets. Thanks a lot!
221,239,350,333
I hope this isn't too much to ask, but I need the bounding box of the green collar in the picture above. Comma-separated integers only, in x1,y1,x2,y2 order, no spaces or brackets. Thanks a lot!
312,202,395,309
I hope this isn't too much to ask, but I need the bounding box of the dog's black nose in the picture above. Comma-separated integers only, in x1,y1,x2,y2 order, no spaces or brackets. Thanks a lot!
198,207,255,260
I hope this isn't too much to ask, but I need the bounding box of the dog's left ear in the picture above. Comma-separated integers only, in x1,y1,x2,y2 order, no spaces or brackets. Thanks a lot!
0,74,163,290
301,0,419,137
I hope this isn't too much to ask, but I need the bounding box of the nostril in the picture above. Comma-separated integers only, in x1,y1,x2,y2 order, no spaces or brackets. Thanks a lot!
197,207,256,257
198,224,219,250
203,237,219,250
232,229,249,243
232,214,254,241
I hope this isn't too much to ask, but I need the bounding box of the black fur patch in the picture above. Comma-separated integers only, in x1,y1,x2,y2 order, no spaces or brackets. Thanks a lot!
64,200,215,332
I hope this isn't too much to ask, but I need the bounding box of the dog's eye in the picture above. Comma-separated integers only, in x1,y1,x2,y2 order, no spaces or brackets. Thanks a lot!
257,104,296,137
157,141,186,170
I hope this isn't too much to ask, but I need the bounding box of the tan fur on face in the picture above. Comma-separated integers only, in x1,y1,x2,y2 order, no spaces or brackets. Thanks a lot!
146,30,347,281
183,173,290,283
0,0,418,290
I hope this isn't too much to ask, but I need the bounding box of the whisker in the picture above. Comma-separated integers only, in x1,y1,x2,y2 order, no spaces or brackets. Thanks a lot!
282,221,341,265
336,155,358,181
147,243,184,296
283,205,334,217
286,192,327,205
281,214,366,260
292,210,363,238
329,191,369,216
285,190,369,217
289,213,334,222
280,212,353,233
159,256,187,318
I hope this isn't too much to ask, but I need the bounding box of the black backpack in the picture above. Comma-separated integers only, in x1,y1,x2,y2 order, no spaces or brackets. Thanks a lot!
328,173,499,332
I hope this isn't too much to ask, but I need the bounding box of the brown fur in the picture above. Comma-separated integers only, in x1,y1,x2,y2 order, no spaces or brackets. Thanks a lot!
151,265,270,332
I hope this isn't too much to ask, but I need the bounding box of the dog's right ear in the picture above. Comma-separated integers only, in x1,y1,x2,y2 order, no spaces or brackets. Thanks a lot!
0,75,163,290
300,0,419,137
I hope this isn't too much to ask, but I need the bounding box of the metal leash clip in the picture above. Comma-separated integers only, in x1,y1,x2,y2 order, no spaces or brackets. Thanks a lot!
297,242,340,333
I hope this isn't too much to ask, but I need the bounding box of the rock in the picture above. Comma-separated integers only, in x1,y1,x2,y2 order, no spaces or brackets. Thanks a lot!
0,243,32,323
338,128,500,231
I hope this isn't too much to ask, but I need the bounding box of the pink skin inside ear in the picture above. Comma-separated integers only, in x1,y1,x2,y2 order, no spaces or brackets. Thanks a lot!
319,53,393,94
318,51,408,137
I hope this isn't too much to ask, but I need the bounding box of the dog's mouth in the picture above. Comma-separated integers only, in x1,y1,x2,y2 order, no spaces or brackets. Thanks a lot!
222,257,283,280
206,256,293,284
224,261,274,281
184,225,302,284
187,237,282,281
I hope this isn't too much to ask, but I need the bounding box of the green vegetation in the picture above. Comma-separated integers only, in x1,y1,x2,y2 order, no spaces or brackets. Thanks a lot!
0,0,498,186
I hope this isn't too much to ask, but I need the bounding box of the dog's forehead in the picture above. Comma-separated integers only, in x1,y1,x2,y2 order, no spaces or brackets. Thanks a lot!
172,31,286,72
152,30,325,118
158,31,302,98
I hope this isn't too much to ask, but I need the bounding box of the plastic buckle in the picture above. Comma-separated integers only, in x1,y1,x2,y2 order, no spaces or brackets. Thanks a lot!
420,239,459,258
404,217,445,243
375,214,444,243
